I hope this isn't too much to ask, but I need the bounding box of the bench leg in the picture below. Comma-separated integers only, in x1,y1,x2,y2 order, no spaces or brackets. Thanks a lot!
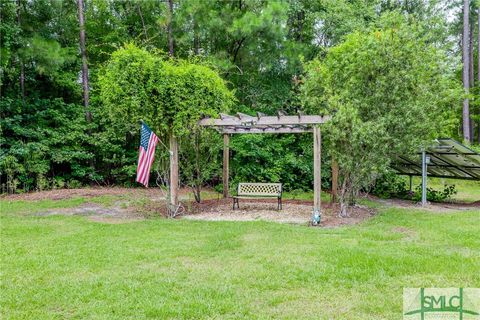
278,197,282,210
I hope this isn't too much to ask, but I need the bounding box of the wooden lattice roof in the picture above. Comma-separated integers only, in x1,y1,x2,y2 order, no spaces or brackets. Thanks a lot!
198,111,331,134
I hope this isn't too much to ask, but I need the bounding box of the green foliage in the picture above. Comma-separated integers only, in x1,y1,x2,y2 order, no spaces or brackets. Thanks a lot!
372,174,458,203
19,35,72,76
302,13,462,213
97,44,234,189
230,134,331,191
179,130,223,201
99,44,234,138
0,98,93,193
412,184,458,202
0,0,473,194
371,173,409,199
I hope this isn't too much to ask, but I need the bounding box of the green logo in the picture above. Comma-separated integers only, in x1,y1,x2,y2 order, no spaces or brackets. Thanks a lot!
404,288,480,320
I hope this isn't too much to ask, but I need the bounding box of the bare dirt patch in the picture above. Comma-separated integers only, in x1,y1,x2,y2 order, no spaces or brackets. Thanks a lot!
35,202,148,223
186,198,376,227
1,187,192,201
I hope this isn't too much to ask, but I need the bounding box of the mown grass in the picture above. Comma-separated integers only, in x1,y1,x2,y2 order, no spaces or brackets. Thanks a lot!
1,195,479,319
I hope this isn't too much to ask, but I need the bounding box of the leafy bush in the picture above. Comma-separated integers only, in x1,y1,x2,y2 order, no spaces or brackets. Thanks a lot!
412,184,457,202
372,173,457,202
98,44,234,139
98,44,234,197
371,173,409,199
0,98,92,193
302,13,460,216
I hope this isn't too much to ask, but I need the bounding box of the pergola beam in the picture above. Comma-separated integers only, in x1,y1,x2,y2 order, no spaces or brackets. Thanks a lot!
199,115,330,127
221,127,312,134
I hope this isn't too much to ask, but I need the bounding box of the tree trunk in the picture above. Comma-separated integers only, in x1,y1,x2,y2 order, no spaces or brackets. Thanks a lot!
462,0,471,143
331,159,338,203
193,18,199,55
338,174,349,218
478,7,480,143
167,0,174,56
16,0,25,107
137,4,148,42
469,24,475,143
77,0,92,122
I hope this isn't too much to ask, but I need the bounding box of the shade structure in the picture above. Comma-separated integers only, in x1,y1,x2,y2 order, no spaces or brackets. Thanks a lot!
198,112,331,134
393,138,480,180
199,111,331,225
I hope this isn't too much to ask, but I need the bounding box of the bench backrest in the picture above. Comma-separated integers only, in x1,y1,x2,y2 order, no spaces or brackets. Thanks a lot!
237,183,282,197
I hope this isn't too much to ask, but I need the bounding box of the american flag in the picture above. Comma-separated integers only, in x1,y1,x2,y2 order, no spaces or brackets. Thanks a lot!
136,123,159,187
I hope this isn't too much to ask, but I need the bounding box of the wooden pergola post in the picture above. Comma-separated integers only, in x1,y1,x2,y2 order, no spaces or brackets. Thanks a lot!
169,133,179,207
313,126,321,224
223,134,229,198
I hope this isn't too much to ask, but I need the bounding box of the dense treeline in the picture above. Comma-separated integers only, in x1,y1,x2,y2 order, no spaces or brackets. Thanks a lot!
0,0,478,195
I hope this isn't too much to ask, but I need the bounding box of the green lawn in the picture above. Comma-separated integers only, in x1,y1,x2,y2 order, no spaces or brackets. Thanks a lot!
1,197,479,319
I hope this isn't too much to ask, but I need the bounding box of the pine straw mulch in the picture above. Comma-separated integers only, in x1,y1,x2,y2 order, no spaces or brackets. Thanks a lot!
188,198,376,227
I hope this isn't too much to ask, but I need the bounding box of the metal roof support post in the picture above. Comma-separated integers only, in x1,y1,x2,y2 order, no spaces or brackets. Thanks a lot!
421,150,427,206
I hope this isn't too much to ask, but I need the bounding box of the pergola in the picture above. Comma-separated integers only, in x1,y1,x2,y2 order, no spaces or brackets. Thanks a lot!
196,111,331,223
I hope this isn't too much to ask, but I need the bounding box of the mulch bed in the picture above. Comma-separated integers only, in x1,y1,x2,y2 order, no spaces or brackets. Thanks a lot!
188,198,376,227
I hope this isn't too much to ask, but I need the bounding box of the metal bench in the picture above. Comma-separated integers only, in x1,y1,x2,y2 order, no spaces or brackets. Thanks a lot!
233,183,282,210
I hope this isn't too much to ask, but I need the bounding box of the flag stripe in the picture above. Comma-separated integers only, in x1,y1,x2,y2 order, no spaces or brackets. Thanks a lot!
136,149,142,180
136,148,146,182
136,124,159,187
141,133,157,184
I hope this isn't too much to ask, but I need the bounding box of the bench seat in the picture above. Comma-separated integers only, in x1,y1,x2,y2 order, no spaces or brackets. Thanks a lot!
233,183,282,210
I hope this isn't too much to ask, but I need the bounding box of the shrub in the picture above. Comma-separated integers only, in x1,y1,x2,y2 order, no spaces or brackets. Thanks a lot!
371,173,409,199
412,184,457,202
